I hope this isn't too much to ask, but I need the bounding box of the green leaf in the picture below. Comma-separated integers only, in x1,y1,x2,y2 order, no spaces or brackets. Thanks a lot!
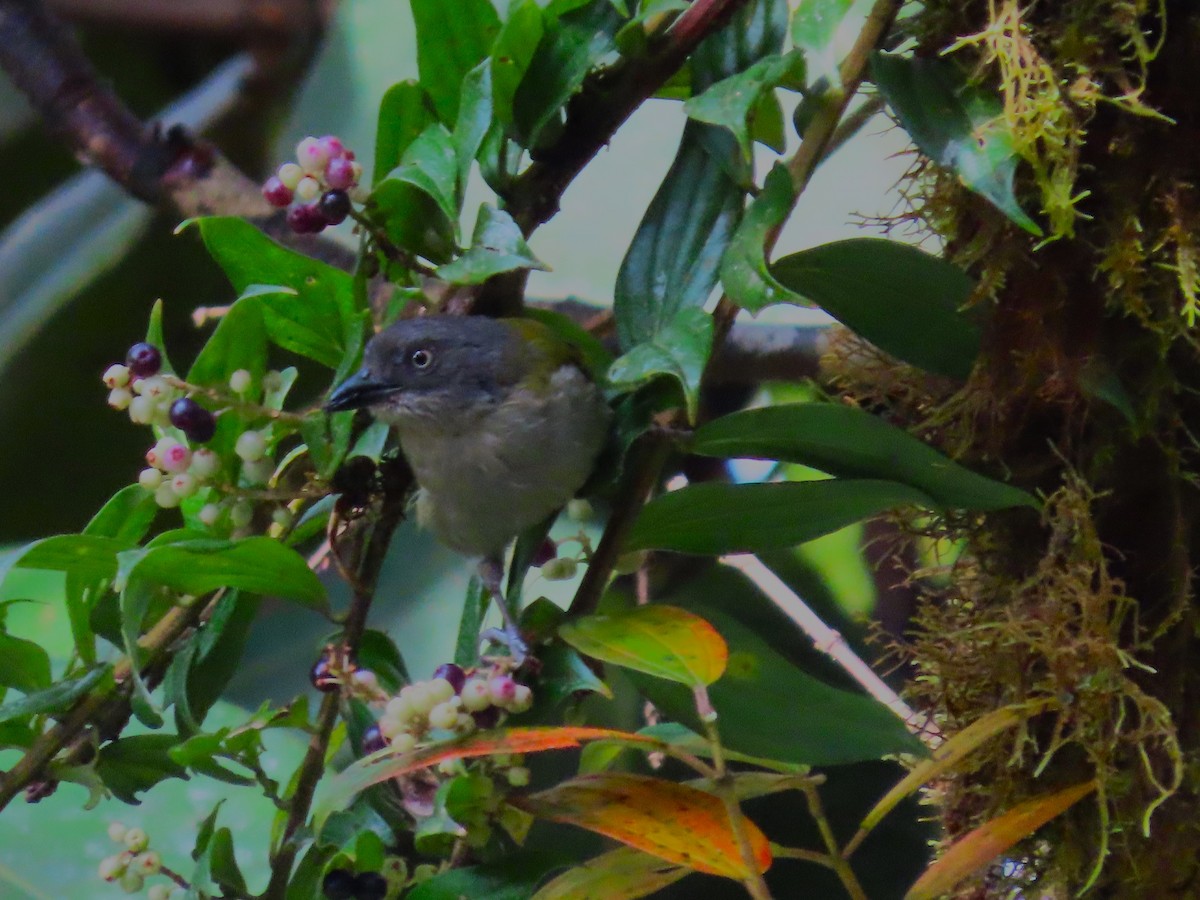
454,62,494,183
684,52,804,161
247,286,346,370
560,605,728,688
436,205,548,284
719,163,803,311
613,123,743,349
691,404,1038,510
373,81,438,186
607,308,713,424
411,0,501,124
871,53,1042,236
83,484,159,545
1,534,131,586
171,590,262,733
454,577,489,668
408,852,573,900
770,238,981,380
492,0,544,132
791,0,877,87
357,629,410,692
370,124,460,262
629,607,924,765
0,665,110,725
0,633,52,694
188,295,268,388
626,479,934,554
96,733,189,804
513,0,624,146
118,537,327,612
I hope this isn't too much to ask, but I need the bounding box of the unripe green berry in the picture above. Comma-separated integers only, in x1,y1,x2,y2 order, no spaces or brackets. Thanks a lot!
230,501,253,529
98,855,126,882
390,732,417,752
508,684,533,714
103,364,131,389
138,468,163,490
566,498,594,521
229,369,252,393
235,430,267,462
460,679,492,712
427,700,460,730
271,506,294,528
108,388,133,410
147,885,175,900
382,856,408,886
242,458,273,486
119,869,144,893
506,766,531,787
541,557,578,581
123,827,149,852
128,395,156,424
377,713,402,739
198,503,221,527
294,175,321,202
413,863,438,883
426,677,456,704
154,482,181,509
132,851,161,876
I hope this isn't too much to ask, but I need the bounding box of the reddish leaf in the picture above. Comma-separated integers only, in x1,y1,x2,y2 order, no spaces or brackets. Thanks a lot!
905,781,1097,900
519,773,772,879
559,605,728,688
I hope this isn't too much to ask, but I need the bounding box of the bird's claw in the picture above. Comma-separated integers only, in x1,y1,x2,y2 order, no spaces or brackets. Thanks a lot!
479,625,529,667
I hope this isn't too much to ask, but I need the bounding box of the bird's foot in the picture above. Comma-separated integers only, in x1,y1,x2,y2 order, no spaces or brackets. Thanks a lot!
479,625,529,668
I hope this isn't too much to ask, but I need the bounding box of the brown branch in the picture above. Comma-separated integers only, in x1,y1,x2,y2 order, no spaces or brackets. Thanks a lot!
47,0,322,37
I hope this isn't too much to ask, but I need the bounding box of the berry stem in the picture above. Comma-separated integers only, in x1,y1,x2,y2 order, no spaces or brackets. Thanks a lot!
161,376,307,423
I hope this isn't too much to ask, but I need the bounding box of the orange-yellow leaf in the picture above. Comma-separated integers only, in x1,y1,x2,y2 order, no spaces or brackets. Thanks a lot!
559,605,728,687
313,727,660,829
520,773,772,879
532,846,691,900
905,781,1097,900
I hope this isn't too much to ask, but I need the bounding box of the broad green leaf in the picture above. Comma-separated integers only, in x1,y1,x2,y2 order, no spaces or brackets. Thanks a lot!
188,295,268,388
905,782,1096,900
613,123,742,349
770,238,981,380
608,308,713,424
684,52,804,160
454,62,494,183
0,534,131,586
691,404,1038,510
492,0,544,132
0,665,110,725
791,0,877,87
532,847,691,900
82,483,159,546
411,0,501,124
630,608,924,764
521,773,771,878
871,53,1042,236
96,733,189,804
436,205,548,284
513,1,624,146
719,163,802,311
560,605,727,688
370,124,460,262
118,538,327,611
373,81,438,185
357,629,410,692
0,632,51,694
626,479,934,555
408,852,573,900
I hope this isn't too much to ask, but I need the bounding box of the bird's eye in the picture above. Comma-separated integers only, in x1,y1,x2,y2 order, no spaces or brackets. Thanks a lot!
410,348,433,369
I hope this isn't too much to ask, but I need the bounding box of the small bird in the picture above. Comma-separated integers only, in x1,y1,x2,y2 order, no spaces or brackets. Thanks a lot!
326,314,611,656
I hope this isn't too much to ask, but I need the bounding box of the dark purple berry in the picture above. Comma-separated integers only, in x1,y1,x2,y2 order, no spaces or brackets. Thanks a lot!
325,157,356,190
287,203,326,235
310,658,338,692
472,706,501,729
126,342,162,378
531,537,558,568
361,724,386,755
169,397,216,443
354,872,388,900
262,175,293,207
321,868,357,900
24,780,57,803
319,189,352,225
432,662,466,694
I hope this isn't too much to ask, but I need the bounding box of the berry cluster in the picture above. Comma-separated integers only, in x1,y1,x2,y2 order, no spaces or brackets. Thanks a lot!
263,135,362,234
97,823,175,898
322,857,435,900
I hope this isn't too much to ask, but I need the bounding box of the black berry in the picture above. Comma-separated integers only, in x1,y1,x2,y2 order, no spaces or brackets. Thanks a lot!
310,658,338,692
354,871,388,900
319,189,351,225
361,724,386,755
126,342,162,378
287,203,326,235
169,397,216,443
472,706,501,729
531,537,557,568
432,662,466,694
321,868,357,900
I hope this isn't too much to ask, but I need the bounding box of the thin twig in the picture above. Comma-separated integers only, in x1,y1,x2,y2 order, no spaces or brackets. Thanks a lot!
802,782,868,900
769,844,839,869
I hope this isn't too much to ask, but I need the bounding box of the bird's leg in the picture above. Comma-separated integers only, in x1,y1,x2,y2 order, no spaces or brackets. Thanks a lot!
477,556,529,665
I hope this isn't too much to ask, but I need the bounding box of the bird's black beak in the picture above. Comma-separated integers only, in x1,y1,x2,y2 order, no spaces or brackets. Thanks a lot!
325,369,400,412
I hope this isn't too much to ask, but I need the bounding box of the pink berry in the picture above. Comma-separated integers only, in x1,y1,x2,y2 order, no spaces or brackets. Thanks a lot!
262,176,293,207
296,136,330,173
488,675,517,706
318,135,346,159
161,443,192,474
286,203,326,234
324,156,357,190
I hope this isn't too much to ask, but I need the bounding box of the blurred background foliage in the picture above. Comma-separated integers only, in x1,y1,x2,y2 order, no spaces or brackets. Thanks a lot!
0,1,927,896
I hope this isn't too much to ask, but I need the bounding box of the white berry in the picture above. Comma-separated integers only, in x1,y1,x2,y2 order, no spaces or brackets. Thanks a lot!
229,501,253,529
389,732,417,752
107,821,129,843
138,468,163,490
169,473,197,498
98,855,126,882
132,851,161,876
119,869,144,893
235,430,267,462
147,885,175,900
428,701,459,730
229,369,252,393
107,387,133,410
198,503,221,526
154,483,181,509
123,827,149,852
128,395,156,424
103,364,131,389
241,458,273,485
542,557,579,581
460,679,492,713
294,175,321,202
277,162,304,190
189,448,221,480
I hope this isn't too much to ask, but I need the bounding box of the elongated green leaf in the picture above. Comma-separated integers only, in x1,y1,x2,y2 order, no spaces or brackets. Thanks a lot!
0,633,52,694
691,404,1037,510
373,81,438,186
614,127,741,349
188,296,268,388
871,53,1041,236
492,0,544,131
719,163,802,311
411,0,501,124
370,124,460,262
118,538,327,611
770,238,981,380
455,62,494,182
626,479,934,554
792,0,877,87
607,308,713,423
630,607,924,764
1,534,131,586
684,52,804,161
0,665,110,725
96,733,189,804
436,205,548,284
